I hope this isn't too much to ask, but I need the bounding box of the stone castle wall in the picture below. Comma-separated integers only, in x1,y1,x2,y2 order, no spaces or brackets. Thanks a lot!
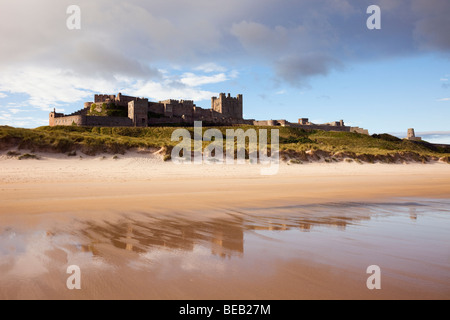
292,123,350,132
212,93,243,119
350,127,369,135
253,119,369,135
52,115,133,127
49,111,65,126
116,93,137,107
171,103,194,118
148,102,165,115
148,117,184,125
52,115,84,126
92,93,139,107
84,116,133,127
94,94,116,104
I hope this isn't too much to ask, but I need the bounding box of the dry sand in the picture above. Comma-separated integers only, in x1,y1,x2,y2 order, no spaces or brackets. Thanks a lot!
1,151,450,300
1,151,450,217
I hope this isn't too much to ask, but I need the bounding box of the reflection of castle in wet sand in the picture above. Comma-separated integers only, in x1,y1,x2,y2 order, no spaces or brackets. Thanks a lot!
409,207,417,220
78,205,383,259
80,216,245,259
3,200,447,300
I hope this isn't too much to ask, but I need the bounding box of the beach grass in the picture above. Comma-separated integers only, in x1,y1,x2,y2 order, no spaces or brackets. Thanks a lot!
1,125,449,162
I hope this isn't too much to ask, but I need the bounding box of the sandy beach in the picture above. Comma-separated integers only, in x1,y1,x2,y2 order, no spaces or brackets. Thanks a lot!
1,151,450,217
1,151,450,300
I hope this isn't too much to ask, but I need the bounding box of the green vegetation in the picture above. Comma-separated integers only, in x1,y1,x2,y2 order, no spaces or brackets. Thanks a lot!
7,150,21,157
88,103,128,117
289,159,303,165
0,125,449,163
371,133,401,142
18,153,39,160
106,103,128,117
89,103,98,115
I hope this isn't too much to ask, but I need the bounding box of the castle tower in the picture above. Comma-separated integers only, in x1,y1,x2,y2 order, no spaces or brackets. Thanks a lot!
211,93,243,119
407,128,415,139
407,128,422,141
298,118,309,125
128,98,148,127
49,109,56,127
49,108,64,126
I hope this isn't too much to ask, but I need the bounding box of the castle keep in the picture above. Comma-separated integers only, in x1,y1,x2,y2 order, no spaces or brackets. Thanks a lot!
49,92,369,134
211,93,243,119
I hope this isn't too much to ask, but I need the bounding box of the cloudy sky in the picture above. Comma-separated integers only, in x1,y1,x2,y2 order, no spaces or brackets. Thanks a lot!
0,0,449,136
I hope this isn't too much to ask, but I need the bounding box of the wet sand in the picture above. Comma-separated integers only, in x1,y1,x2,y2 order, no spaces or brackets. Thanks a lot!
0,153,450,299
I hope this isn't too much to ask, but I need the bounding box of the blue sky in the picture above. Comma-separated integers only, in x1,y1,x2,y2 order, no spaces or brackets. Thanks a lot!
0,0,449,141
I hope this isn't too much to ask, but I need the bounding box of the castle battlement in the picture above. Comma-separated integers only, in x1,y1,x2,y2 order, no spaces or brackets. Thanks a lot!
94,94,116,103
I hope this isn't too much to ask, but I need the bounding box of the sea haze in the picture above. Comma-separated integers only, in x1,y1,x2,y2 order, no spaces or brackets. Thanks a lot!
392,132,450,145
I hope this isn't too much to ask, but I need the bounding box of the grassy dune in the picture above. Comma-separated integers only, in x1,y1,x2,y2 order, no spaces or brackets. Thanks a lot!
1,125,449,163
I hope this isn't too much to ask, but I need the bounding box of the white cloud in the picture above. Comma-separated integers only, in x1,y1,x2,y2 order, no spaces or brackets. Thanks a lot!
440,78,448,81
0,64,226,119
129,80,216,102
0,67,99,110
0,109,48,128
0,92,7,99
193,63,227,73
0,112,11,120
9,108,23,115
180,72,229,87
229,70,239,79
437,98,450,101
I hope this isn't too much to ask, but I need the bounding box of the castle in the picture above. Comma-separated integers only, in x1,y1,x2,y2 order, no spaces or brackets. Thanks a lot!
50,92,250,127
49,92,369,134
